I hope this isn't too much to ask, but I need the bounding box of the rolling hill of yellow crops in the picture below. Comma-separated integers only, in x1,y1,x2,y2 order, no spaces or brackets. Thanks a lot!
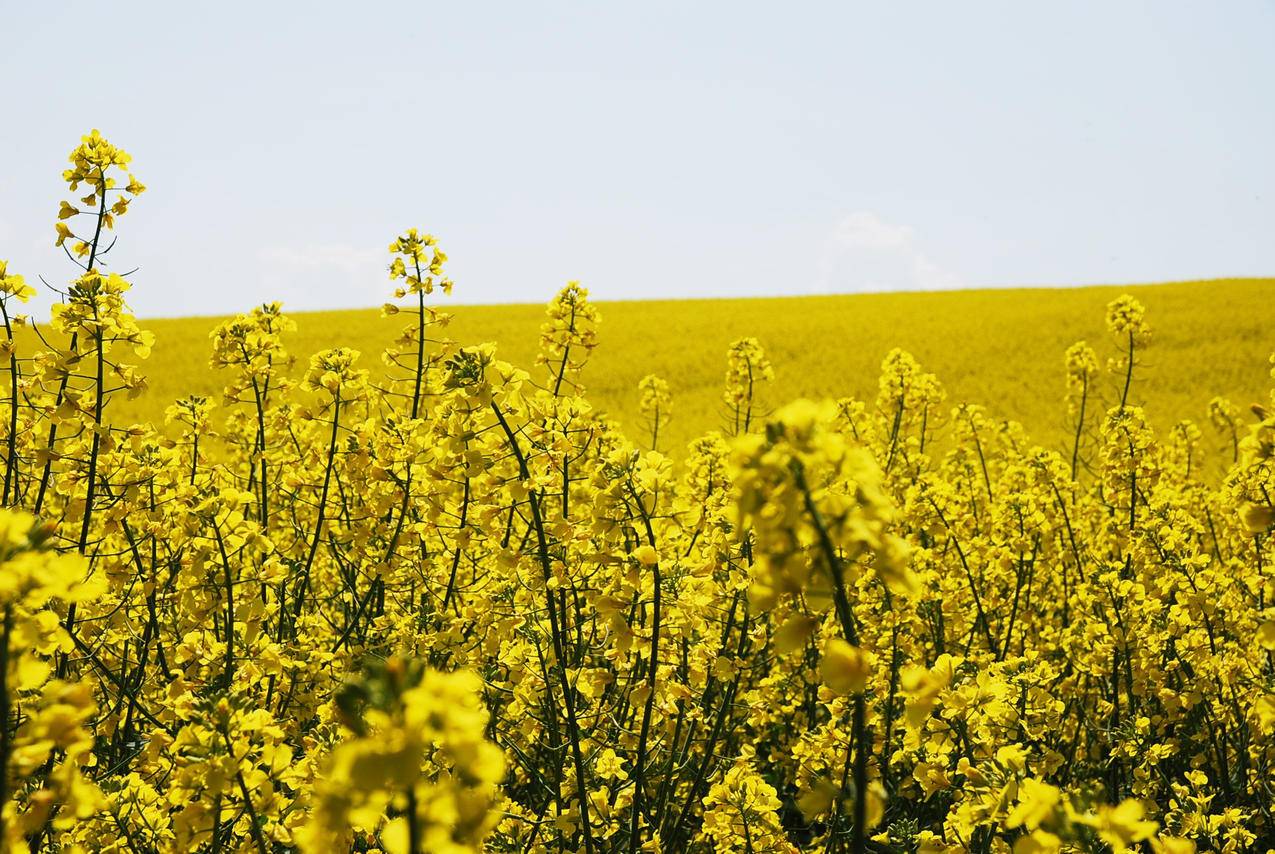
100,277,1273,455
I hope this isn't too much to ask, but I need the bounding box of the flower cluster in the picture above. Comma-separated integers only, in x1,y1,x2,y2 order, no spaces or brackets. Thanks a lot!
637,373,671,451
723,337,774,434
300,661,503,853
55,129,144,260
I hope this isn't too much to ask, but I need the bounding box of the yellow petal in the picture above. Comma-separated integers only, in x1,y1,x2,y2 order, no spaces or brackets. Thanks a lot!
821,639,874,695
774,614,817,654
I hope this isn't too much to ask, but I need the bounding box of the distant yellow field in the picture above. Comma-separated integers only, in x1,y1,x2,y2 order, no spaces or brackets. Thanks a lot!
60,277,1274,455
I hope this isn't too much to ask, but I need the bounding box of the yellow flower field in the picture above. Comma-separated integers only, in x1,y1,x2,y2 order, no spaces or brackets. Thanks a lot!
0,131,1272,853
45,278,1274,459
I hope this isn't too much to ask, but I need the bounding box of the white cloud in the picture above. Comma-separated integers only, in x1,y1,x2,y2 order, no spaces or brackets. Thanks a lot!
819,211,962,293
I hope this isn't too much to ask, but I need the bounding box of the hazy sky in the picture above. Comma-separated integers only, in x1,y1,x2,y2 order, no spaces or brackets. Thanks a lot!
2,1,1272,317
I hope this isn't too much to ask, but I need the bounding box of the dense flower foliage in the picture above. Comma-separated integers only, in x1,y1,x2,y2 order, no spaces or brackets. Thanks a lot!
0,131,1271,853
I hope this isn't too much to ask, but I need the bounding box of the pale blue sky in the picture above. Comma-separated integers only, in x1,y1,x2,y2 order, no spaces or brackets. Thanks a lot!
1,1,1272,317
